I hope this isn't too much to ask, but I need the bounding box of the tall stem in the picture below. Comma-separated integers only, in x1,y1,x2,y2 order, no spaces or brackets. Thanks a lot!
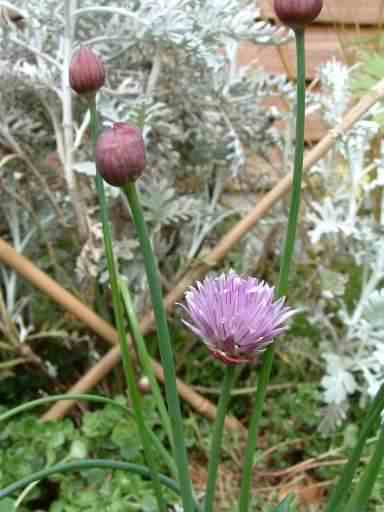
343,426,384,512
89,103,166,512
0,460,179,500
238,28,306,512
123,183,195,512
276,29,306,298
325,383,384,511
204,365,236,512
63,0,88,241
119,278,175,470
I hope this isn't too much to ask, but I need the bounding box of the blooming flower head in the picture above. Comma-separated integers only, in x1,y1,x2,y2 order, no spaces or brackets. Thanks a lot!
181,271,295,365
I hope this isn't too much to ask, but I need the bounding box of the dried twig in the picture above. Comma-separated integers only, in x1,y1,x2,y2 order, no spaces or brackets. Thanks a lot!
256,458,350,479
0,238,243,432
255,479,335,494
0,129,65,222
62,0,89,242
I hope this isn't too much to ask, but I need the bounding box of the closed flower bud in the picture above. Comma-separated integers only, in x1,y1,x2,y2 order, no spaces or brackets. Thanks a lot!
273,0,323,29
138,376,151,394
95,123,146,186
69,47,105,96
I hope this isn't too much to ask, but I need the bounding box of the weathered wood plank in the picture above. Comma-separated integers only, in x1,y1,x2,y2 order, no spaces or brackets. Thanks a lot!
241,4,381,141
238,25,376,80
260,0,384,25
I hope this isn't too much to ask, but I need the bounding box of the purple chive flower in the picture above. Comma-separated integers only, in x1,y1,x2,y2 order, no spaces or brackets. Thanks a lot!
181,271,295,365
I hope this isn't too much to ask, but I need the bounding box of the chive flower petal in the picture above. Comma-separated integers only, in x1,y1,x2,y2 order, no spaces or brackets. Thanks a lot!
181,271,295,365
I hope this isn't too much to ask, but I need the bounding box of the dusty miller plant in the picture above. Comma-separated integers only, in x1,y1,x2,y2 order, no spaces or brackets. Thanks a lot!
72,0,287,304
237,57,384,433
299,59,384,433
0,0,288,308
0,181,64,378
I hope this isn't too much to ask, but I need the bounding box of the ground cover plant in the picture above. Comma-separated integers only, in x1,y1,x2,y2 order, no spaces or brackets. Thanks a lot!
1,0,384,511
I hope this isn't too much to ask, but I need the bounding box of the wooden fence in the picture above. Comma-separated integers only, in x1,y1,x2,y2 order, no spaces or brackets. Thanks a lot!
239,0,384,141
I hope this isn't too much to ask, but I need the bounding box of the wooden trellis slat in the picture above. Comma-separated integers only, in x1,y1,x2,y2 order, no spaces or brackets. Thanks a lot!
238,26,376,80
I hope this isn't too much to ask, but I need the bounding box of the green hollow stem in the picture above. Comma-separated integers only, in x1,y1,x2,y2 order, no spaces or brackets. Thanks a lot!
123,182,195,512
89,102,167,512
119,278,176,475
0,392,174,477
238,28,306,512
343,426,384,512
204,365,236,512
0,459,179,500
0,394,128,422
276,29,306,299
325,383,384,511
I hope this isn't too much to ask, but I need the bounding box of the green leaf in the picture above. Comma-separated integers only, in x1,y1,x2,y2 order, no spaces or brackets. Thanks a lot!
81,407,122,438
69,439,88,459
111,421,142,461
0,498,15,512
271,494,296,512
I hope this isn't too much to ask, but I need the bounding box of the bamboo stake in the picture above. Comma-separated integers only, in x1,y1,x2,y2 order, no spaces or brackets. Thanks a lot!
2,77,384,427
0,239,242,432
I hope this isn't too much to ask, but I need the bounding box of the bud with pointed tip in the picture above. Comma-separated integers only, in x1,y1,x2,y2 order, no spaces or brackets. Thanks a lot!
273,0,323,29
95,123,146,187
69,47,105,96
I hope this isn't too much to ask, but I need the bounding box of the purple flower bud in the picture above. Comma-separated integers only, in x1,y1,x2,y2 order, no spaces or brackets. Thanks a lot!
181,271,295,365
95,123,146,187
273,0,323,29
69,47,105,96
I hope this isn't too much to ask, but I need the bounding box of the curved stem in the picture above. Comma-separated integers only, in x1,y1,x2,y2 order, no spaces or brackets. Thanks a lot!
238,28,306,512
0,459,179,500
63,0,88,241
0,393,129,422
89,102,166,512
325,383,384,511
238,349,274,512
203,365,236,512
0,392,174,478
13,480,39,509
123,183,195,512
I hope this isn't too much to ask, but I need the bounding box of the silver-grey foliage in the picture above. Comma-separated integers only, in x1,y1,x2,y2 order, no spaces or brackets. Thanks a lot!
0,0,285,305
301,60,384,433
2,1,384,432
